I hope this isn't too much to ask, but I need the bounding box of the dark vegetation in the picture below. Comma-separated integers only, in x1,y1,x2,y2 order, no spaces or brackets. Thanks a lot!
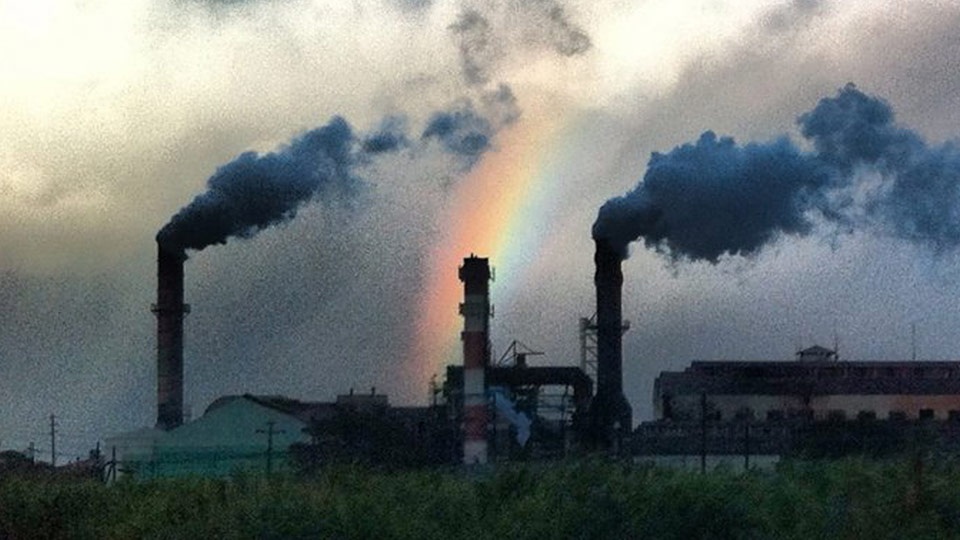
4,457,960,539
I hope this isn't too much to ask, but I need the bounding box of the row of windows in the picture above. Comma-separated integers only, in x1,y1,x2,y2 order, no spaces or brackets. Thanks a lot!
666,407,954,422
750,408,954,422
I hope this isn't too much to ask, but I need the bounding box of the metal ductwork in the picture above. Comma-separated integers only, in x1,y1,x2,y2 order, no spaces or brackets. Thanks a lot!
152,242,189,430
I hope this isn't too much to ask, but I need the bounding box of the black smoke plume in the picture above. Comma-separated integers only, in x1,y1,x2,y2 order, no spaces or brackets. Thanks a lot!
157,117,378,253
158,103,501,253
594,84,960,261
421,85,519,170
422,103,493,165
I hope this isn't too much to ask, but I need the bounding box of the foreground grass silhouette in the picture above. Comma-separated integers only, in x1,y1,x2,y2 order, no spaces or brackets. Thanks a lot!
2,457,959,539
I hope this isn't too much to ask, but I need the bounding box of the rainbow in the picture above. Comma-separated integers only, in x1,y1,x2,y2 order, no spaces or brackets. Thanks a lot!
407,107,588,397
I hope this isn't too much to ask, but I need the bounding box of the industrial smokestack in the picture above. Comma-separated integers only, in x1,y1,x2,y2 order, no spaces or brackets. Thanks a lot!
147,105,512,430
590,237,632,450
152,242,189,430
459,255,491,464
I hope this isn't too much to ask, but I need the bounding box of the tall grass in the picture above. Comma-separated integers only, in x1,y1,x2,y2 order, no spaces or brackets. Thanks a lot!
2,458,960,539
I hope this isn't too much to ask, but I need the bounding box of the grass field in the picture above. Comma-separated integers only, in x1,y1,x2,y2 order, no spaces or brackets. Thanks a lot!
2,457,959,539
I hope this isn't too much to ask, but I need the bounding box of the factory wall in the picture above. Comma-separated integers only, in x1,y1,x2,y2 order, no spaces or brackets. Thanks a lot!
663,393,960,422
107,396,309,480
664,394,805,422
810,394,960,421
654,357,960,425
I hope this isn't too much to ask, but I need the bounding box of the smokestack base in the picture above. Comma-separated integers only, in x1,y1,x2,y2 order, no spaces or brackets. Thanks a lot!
587,392,633,452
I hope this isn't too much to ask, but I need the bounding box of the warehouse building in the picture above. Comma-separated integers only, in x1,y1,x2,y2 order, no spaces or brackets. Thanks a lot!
636,346,960,461
654,346,960,423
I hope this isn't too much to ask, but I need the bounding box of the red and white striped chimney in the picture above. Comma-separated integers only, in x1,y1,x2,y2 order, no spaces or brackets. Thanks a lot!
459,255,491,465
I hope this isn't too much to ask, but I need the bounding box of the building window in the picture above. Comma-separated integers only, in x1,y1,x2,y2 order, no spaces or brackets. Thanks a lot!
919,408,935,420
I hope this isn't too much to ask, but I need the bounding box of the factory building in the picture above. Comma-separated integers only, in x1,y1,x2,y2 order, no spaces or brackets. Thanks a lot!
446,249,621,460
654,346,960,423
105,395,318,479
636,346,960,461
106,391,454,479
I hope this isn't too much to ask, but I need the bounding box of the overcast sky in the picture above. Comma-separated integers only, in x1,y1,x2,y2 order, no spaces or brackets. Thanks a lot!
3,0,960,459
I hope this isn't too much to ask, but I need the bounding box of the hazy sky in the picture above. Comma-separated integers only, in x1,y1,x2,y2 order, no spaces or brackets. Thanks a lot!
3,0,960,460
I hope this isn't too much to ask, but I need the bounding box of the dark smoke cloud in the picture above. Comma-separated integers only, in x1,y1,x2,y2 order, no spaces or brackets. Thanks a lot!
594,84,960,261
421,85,520,169
422,103,493,166
362,116,411,154
594,132,833,261
157,117,363,253
159,100,512,253
799,85,922,172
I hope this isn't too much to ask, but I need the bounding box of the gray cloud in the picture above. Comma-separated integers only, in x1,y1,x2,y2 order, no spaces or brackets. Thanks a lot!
760,0,825,32
525,0,591,56
449,0,591,87
388,0,433,14
450,9,497,86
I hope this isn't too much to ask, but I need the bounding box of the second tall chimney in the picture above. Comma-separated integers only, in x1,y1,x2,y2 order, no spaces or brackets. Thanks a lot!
153,242,189,430
590,237,632,449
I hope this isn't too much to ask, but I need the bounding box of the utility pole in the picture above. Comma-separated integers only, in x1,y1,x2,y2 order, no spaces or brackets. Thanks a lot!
109,446,117,483
49,414,57,467
256,421,285,474
912,323,918,362
28,442,35,464
743,421,750,471
700,393,707,475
